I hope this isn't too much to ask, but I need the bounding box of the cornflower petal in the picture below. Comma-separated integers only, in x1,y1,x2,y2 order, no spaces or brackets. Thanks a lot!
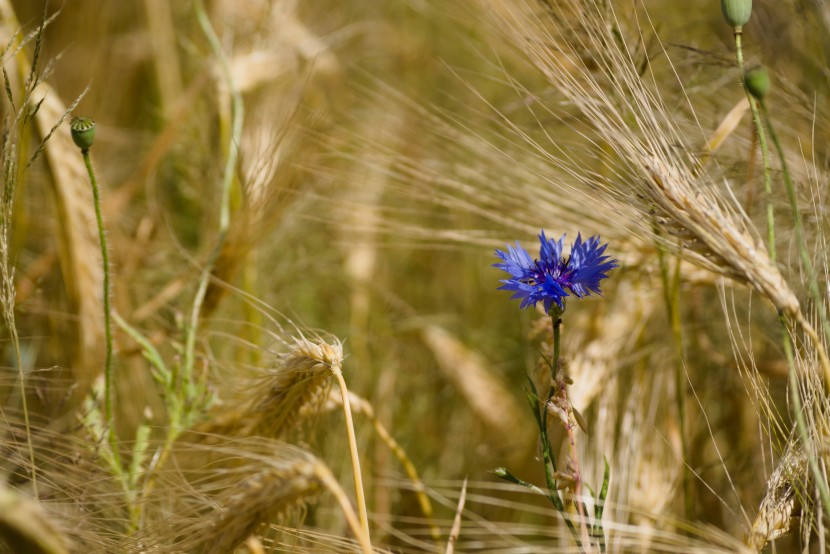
494,230,617,311
569,233,618,297
493,241,535,280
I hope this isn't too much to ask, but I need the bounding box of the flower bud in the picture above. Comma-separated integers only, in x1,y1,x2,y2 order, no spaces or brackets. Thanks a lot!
721,0,752,29
70,116,96,151
743,66,769,100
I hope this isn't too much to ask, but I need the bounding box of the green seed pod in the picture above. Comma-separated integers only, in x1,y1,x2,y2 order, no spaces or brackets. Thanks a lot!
721,0,752,29
743,66,770,100
70,116,96,151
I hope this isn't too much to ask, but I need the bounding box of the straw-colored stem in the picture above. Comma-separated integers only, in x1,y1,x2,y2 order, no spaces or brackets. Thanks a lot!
734,31,776,263
351,392,440,541
315,464,374,554
82,149,120,464
445,477,468,554
332,368,371,544
0,37,37,499
9,319,37,497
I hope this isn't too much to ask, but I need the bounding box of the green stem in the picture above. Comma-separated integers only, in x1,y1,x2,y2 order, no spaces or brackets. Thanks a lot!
544,307,584,547
183,0,244,389
734,30,776,263
551,307,562,383
82,149,120,465
731,36,830,500
763,108,830,349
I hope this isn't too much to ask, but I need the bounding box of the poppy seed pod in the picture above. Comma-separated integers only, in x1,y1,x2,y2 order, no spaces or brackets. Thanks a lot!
70,116,96,151
743,66,770,100
721,0,752,29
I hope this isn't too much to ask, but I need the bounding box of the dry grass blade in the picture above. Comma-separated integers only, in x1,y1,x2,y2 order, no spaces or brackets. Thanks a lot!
703,97,750,158
143,0,183,119
445,477,468,554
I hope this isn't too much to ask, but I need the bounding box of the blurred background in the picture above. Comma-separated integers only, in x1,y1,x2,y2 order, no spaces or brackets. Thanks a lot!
3,0,830,551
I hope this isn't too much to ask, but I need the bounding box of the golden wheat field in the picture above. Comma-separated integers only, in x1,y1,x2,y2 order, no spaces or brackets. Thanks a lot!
1,0,830,552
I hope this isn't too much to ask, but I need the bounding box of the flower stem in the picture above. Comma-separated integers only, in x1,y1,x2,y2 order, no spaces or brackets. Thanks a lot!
546,307,588,548
551,306,563,384
734,31,776,262
762,107,830,354
81,149,119,461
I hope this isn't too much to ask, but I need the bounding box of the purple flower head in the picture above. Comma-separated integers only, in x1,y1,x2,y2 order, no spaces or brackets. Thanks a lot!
494,231,618,312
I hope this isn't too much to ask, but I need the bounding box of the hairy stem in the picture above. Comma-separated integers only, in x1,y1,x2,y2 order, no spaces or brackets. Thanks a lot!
82,149,120,465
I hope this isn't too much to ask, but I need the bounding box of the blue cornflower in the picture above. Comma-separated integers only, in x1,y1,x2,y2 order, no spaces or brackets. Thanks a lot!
494,231,618,312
